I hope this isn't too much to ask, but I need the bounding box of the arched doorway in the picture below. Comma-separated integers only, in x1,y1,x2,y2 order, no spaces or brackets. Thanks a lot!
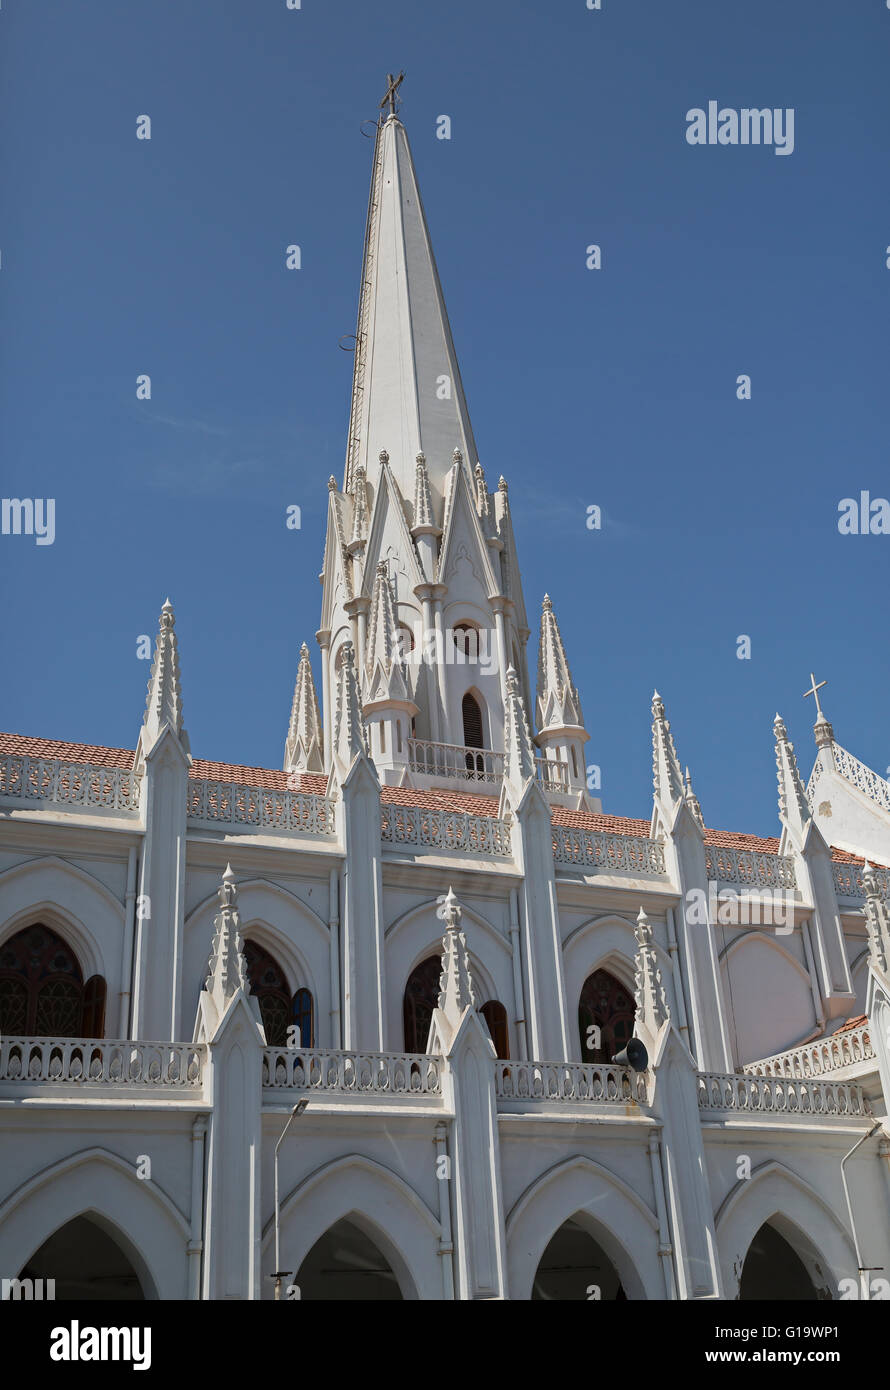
243,939,314,1047
739,1222,823,1300
20,1215,147,1300
578,969,634,1063
0,924,105,1038
403,955,440,1053
533,1218,628,1300
295,1218,403,1300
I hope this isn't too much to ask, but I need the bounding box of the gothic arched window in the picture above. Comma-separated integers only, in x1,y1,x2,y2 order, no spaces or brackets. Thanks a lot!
462,692,484,748
293,987,314,1048
243,939,292,1048
0,924,102,1038
578,969,635,1064
480,1000,510,1059
403,955,441,1053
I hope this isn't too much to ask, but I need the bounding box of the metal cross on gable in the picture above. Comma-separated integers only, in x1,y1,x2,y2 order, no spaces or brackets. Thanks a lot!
380,71,404,118
803,672,828,720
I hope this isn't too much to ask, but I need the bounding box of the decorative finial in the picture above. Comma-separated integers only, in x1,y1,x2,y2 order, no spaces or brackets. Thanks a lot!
452,448,462,465
328,475,337,491
379,448,389,465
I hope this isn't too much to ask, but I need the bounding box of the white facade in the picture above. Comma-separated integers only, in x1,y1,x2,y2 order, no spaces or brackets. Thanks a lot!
1,106,889,1303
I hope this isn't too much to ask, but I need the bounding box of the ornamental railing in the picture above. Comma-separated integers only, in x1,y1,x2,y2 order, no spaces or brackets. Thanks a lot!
535,755,570,794
0,755,141,813
697,1071,871,1117
495,1060,648,1106
705,844,797,889
832,746,890,813
381,803,512,857
407,738,504,785
0,1037,204,1088
552,827,666,876
186,779,336,836
743,1023,874,1079
262,1048,442,1096
832,862,890,900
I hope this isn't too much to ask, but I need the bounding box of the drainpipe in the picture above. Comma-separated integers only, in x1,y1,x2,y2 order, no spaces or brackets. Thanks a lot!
328,866,341,1048
840,1121,882,1300
188,1116,207,1300
119,847,138,1037
508,888,528,1060
434,1122,455,1299
665,907,690,1047
647,1127,677,1300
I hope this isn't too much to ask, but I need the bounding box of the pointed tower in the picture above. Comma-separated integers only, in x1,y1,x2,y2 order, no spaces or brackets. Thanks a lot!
343,103,479,504
331,640,369,777
131,598,191,1041
535,594,590,798
284,643,323,774
774,713,811,842
651,690,685,817
135,598,190,766
362,561,418,780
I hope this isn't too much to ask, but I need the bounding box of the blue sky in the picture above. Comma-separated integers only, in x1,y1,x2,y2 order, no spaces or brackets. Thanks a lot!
1,0,887,836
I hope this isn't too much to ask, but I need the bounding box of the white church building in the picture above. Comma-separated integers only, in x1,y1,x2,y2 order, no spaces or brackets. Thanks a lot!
2,86,890,1302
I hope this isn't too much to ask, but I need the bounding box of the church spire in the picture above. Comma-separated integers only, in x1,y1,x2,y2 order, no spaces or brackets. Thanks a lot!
537,594,584,731
503,665,536,789
332,641,368,769
651,690,684,808
774,713,811,837
343,83,479,502
364,561,405,691
138,598,190,758
284,643,323,773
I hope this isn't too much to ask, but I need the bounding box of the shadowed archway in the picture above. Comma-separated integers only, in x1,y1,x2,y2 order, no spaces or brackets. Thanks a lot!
295,1217,404,1300
532,1217,628,1300
20,1214,148,1300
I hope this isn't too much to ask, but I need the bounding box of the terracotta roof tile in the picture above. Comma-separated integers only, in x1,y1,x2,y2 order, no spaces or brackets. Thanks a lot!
834,1014,868,1033
0,732,135,770
0,730,883,867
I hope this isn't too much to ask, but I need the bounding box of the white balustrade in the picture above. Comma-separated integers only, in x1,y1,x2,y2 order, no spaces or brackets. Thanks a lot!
407,738,504,784
0,1037,204,1087
381,802,512,857
704,844,797,889
495,1059,648,1105
832,862,890,900
552,826,666,876
697,1071,870,1117
0,755,141,813
187,779,336,835
535,755,570,793
743,1023,874,1079
262,1048,441,1096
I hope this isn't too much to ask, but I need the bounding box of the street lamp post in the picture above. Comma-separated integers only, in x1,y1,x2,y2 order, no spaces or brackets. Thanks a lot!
840,1120,882,1301
272,1098,308,1301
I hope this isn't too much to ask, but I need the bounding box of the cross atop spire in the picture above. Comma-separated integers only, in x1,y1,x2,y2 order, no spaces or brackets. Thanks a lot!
803,672,828,720
380,71,404,119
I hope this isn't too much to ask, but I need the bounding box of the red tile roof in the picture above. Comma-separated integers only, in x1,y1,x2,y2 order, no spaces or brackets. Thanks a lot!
834,1014,868,1034
0,730,883,866
0,732,134,771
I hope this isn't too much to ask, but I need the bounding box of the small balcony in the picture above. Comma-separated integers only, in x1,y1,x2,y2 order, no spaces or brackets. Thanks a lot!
406,738,570,794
